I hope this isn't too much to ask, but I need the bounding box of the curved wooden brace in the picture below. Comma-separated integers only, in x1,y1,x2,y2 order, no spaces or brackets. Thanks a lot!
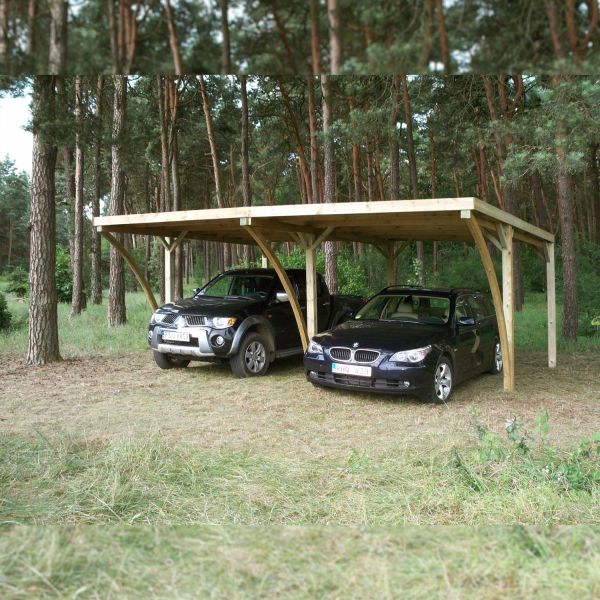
100,230,158,311
242,225,309,350
465,216,514,392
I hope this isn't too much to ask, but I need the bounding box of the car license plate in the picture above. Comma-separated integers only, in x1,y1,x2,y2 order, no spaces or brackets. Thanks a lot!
332,363,372,377
162,330,190,342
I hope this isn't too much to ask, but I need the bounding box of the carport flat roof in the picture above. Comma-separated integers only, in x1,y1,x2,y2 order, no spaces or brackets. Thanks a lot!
93,197,554,246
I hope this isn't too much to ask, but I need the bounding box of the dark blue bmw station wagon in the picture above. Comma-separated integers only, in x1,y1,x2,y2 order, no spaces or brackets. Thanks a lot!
304,287,502,403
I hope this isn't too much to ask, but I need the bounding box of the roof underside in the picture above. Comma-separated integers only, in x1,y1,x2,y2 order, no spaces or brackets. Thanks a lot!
93,198,554,247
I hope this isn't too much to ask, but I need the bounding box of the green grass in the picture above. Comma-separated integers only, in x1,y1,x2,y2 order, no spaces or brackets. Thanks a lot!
1,431,598,527
1,524,599,598
0,432,598,598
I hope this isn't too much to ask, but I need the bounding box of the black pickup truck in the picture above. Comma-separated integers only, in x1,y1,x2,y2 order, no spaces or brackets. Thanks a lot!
148,268,363,377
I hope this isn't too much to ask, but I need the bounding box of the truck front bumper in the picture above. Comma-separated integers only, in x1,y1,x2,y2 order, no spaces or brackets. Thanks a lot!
149,325,234,359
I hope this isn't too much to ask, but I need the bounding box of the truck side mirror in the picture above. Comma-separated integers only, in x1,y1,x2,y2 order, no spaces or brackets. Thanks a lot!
192,288,201,296
276,291,289,303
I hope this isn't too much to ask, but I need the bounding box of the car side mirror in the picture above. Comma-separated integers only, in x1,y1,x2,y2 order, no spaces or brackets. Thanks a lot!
276,291,289,303
343,309,355,321
457,316,476,327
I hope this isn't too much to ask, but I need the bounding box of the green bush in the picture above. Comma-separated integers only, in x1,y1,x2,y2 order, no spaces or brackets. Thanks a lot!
55,247,73,303
5,266,29,298
0,292,11,331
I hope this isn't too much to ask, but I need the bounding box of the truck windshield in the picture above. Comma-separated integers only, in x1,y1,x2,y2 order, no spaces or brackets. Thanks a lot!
198,274,274,299
355,294,450,325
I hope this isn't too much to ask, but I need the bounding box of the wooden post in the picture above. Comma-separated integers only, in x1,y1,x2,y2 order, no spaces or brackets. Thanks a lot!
242,223,309,350
305,234,318,339
100,230,158,311
464,214,513,391
164,237,173,304
261,255,268,268
498,224,515,390
545,241,557,368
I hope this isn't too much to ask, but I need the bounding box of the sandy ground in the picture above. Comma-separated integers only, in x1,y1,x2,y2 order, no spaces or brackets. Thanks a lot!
1,350,598,459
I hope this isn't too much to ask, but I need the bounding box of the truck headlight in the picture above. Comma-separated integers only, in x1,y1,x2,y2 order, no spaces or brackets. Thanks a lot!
389,345,432,363
211,317,237,328
151,312,166,324
307,340,323,354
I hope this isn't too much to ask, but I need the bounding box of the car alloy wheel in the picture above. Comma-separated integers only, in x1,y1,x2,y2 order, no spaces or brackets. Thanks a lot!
434,361,453,402
244,340,266,374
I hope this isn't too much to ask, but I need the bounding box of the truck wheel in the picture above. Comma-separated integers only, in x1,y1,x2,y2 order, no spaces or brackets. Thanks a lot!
230,332,270,378
153,350,190,370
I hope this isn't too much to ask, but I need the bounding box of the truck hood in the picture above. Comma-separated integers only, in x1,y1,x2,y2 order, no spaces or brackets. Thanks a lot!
315,319,449,352
159,295,266,317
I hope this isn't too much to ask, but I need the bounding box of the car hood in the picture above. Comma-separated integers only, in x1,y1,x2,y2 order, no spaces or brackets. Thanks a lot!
315,319,448,352
159,295,266,317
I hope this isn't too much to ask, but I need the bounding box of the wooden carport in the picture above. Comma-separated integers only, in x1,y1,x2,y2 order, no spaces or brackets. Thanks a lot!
93,197,556,392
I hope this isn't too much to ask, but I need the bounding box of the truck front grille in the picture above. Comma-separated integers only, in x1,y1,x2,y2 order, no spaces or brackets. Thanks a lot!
161,314,178,325
184,315,207,326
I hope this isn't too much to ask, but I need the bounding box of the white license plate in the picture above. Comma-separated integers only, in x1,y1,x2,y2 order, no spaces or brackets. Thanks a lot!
332,363,372,377
162,330,190,342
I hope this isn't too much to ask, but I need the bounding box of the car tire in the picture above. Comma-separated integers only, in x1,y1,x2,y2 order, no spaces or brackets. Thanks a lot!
153,350,190,370
424,356,454,404
486,340,503,375
230,332,270,378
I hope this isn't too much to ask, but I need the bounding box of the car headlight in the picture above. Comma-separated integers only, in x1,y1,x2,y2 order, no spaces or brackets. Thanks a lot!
307,340,323,354
151,312,166,324
389,345,432,363
211,317,237,328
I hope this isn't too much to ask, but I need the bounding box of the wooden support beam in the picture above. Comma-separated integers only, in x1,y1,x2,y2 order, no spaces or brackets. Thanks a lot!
100,231,158,311
465,216,513,392
243,225,309,350
546,242,557,368
158,230,188,253
164,237,173,304
305,234,318,340
499,224,515,390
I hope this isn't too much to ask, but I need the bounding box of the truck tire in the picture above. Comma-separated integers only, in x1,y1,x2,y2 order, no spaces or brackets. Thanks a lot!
153,350,190,370
230,332,270,378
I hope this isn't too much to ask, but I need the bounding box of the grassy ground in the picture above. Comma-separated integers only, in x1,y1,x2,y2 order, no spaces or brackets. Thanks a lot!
0,283,599,597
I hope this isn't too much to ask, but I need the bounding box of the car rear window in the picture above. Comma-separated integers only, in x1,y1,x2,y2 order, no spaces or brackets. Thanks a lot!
356,294,450,324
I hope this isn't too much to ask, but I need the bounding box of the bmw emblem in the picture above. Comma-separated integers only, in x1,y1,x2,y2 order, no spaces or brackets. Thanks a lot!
352,342,359,348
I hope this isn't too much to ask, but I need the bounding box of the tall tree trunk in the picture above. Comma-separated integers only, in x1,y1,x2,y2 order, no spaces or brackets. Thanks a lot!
0,0,8,67
172,133,183,299
28,76,61,365
401,75,425,284
91,75,104,305
429,123,438,275
27,0,37,59
199,75,230,267
326,0,341,73
309,0,321,74
220,0,231,73
108,0,119,73
434,0,450,71
108,75,127,326
49,0,68,74
320,74,337,292
390,75,400,199
419,0,435,70
71,75,84,316
307,75,319,203
240,75,252,264
163,0,183,74
590,144,600,245
7,219,13,267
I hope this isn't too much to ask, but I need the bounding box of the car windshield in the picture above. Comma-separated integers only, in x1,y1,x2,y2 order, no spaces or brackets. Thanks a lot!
355,294,450,325
198,274,273,299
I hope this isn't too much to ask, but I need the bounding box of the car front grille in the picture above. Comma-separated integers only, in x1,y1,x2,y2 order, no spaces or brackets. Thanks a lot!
328,347,380,363
161,314,178,325
330,347,351,361
184,315,207,326
354,350,380,363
